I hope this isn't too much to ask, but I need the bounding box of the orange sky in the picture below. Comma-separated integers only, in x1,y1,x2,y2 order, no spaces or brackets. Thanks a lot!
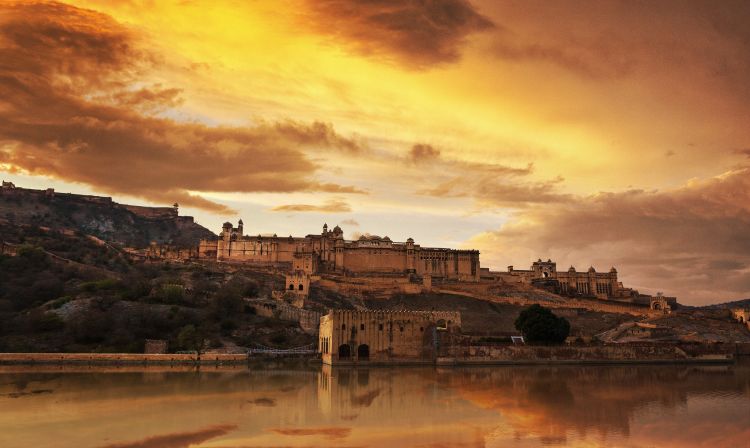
1,1,749,304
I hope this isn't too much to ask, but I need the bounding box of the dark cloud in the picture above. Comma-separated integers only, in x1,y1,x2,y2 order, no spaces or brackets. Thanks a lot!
491,39,634,80
475,167,750,304
0,2,363,214
269,426,351,440
302,0,494,68
271,198,351,213
486,0,750,89
410,143,441,162
97,424,237,448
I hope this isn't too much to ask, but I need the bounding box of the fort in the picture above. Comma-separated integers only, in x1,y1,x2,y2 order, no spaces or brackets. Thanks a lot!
319,309,462,365
199,221,480,281
316,309,737,365
0,182,212,248
198,220,677,314
481,258,677,307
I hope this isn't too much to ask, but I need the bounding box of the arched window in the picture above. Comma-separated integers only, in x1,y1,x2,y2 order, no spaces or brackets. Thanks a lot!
341,323,346,330
436,319,447,330
289,284,294,290
298,284,304,291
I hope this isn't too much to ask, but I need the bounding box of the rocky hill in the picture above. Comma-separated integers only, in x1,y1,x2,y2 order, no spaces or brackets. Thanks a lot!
0,224,312,353
0,183,214,248
704,298,750,309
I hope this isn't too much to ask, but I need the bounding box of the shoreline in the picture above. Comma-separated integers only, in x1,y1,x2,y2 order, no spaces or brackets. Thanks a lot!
0,351,738,367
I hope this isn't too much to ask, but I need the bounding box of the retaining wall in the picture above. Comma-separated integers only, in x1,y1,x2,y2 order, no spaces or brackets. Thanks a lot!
438,344,734,365
0,353,247,365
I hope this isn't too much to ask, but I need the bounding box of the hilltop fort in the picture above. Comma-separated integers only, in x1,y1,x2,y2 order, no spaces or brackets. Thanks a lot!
0,181,214,247
199,219,676,312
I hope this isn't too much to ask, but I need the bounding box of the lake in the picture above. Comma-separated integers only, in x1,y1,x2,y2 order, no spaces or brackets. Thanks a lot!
1,360,748,447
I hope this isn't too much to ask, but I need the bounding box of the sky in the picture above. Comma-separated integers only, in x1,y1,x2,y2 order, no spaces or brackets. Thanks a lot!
0,0,749,305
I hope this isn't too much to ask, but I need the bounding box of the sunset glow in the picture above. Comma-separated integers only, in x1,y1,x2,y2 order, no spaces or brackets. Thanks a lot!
2,1,749,304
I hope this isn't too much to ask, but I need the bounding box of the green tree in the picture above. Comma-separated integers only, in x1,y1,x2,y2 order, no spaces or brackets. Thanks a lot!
177,324,205,353
514,304,570,344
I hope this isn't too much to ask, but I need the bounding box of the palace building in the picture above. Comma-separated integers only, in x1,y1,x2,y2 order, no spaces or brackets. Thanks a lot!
318,309,462,365
199,221,480,281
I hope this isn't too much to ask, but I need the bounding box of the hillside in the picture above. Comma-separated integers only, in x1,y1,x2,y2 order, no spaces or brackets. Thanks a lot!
0,184,214,248
0,224,313,353
704,298,750,309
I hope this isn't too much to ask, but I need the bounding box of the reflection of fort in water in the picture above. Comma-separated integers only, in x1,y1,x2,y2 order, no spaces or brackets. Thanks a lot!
1,362,747,447
314,363,749,441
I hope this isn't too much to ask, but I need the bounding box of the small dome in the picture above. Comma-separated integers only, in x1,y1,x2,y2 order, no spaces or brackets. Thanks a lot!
610,266,617,273
588,266,596,273
407,237,414,243
238,219,243,224
333,225,342,232
547,258,552,263
222,221,232,227
383,236,391,241
568,266,576,272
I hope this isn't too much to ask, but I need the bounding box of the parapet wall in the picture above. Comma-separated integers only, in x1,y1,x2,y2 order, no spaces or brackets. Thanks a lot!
251,301,322,334
121,204,178,219
439,344,735,365
434,286,657,316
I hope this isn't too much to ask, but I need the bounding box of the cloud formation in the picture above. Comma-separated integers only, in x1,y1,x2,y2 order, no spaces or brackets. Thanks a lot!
409,143,441,162
270,198,351,213
98,424,237,448
405,143,565,207
0,2,362,213
269,426,351,440
470,167,750,303
302,0,494,68
340,218,360,227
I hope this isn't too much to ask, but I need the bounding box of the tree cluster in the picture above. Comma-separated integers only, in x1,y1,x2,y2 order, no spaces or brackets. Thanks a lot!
514,304,570,344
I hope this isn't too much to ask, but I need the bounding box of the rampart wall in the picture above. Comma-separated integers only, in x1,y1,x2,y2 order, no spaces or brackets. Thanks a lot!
0,353,247,365
251,301,321,334
438,343,735,365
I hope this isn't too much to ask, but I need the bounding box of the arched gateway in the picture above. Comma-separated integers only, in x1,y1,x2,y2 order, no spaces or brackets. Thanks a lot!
338,344,351,359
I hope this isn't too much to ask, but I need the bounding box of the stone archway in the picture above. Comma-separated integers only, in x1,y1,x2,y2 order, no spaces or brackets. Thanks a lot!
357,344,369,360
338,344,351,359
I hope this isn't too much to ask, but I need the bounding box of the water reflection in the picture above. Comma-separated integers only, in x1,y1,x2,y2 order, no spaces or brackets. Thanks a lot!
0,360,748,447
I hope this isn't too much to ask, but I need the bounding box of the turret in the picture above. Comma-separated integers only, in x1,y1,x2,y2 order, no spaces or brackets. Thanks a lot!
323,223,328,235
237,219,244,236
406,238,416,272
221,222,232,241
332,225,343,237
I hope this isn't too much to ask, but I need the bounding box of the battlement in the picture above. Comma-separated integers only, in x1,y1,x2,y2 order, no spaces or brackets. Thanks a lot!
322,309,461,325
204,220,481,281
